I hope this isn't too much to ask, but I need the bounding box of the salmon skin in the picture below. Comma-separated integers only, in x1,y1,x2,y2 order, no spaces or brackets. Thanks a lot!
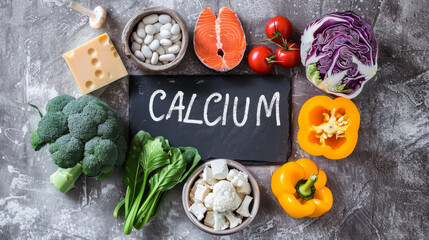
194,7,246,72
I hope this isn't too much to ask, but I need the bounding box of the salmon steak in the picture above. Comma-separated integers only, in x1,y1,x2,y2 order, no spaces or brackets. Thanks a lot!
194,7,246,72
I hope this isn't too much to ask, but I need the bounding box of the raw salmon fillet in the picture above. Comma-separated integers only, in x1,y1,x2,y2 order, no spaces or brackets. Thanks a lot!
194,7,246,71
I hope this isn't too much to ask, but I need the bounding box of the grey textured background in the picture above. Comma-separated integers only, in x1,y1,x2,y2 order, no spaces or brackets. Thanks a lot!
1,0,428,239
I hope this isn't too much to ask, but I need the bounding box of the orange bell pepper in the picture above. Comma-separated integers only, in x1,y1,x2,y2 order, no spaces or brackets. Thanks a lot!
298,95,360,160
271,158,333,218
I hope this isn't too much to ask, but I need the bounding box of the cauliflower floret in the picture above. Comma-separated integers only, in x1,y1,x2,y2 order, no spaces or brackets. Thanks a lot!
213,212,229,230
204,192,214,210
212,180,242,212
224,211,242,228
227,169,248,187
236,195,253,218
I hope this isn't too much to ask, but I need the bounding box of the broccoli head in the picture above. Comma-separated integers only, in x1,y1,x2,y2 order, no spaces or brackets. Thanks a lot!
46,95,75,113
38,111,69,143
68,113,98,142
82,137,118,177
29,94,127,193
30,129,46,151
49,134,84,168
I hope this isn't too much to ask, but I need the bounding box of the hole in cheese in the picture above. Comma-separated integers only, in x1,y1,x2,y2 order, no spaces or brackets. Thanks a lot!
88,48,96,56
95,70,103,78
85,80,95,89
107,72,112,78
91,58,100,67
113,51,119,58
110,46,115,51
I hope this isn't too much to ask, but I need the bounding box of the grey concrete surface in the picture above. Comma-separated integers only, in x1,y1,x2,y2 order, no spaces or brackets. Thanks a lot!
1,0,428,239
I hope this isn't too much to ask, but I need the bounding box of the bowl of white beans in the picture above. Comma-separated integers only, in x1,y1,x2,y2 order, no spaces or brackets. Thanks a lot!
122,6,189,72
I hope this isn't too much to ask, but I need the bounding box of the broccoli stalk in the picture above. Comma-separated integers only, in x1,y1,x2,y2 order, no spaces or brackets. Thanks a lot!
50,163,83,193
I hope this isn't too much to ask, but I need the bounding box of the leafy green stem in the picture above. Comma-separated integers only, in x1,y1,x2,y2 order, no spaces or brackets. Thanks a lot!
113,198,125,218
123,173,148,235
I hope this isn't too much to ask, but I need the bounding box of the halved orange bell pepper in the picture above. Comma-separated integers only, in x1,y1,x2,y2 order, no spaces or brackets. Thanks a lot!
271,158,333,218
298,95,360,160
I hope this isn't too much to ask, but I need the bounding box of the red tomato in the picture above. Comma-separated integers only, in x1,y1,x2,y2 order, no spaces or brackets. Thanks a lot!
265,16,293,44
275,42,300,68
248,46,275,74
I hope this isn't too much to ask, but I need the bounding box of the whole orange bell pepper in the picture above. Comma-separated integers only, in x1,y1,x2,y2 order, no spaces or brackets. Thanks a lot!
298,95,360,160
271,158,333,218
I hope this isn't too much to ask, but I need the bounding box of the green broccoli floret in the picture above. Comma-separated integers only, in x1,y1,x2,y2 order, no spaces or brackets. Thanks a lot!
38,111,69,143
46,95,75,113
29,94,127,193
82,137,118,177
82,101,108,124
49,134,84,168
68,113,98,142
97,115,120,140
62,95,96,115
30,129,46,151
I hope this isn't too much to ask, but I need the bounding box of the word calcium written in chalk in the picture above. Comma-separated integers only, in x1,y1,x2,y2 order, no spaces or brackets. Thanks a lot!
149,90,281,127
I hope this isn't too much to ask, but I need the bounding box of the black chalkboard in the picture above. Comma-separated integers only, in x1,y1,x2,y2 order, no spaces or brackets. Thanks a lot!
129,75,291,165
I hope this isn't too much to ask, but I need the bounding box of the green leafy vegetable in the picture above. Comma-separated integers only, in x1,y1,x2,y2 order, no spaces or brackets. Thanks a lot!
114,131,201,235
121,131,153,217
178,147,201,182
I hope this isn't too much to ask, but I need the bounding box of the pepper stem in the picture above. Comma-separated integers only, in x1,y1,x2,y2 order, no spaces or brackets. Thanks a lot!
295,174,318,200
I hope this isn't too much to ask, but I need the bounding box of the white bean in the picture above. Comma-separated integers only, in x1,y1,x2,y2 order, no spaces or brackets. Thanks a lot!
160,23,172,32
151,52,159,64
171,24,180,35
159,54,175,62
141,45,153,58
134,50,145,61
154,22,163,33
144,35,154,44
143,14,158,24
162,61,169,65
154,33,162,40
160,39,172,46
138,22,145,29
131,42,141,52
137,28,146,38
160,30,172,39
132,32,143,43
145,25,156,35
170,33,181,43
156,46,165,55
149,39,160,51
145,58,151,64
167,44,180,54
158,14,172,24
175,41,182,47
171,19,176,25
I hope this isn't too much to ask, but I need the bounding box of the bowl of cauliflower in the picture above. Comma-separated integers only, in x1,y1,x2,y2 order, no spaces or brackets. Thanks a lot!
182,159,260,235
